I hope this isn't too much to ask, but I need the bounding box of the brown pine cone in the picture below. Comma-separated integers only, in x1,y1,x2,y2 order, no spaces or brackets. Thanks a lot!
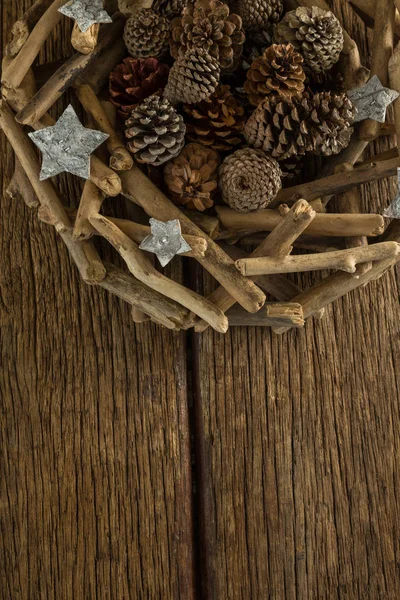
123,9,170,58
183,85,246,151
164,143,220,211
163,47,220,105
274,7,344,73
232,0,283,32
170,0,245,71
153,0,191,18
125,95,186,165
244,43,305,106
109,57,170,118
219,148,282,212
244,91,355,159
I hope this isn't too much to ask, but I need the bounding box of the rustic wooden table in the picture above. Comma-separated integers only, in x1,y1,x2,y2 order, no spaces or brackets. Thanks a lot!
1,1,400,598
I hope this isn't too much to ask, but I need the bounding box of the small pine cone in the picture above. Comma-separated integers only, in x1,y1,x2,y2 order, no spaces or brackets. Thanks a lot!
244,43,305,106
232,0,283,32
109,57,170,118
153,0,191,18
118,0,149,16
163,47,220,105
170,0,245,71
123,9,170,58
183,85,246,151
274,7,344,73
125,95,186,166
164,143,220,211
219,148,282,212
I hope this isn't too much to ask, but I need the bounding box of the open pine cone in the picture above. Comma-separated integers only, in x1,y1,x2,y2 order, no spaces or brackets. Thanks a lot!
123,8,170,58
125,95,186,165
163,47,220,105
244,43,306,106
153,0,191,17
109,58,170,118
232,0,283,32
170,0,245,71
219,148,282,212
183,85,246,151
164,143,220,211
274,7,344,73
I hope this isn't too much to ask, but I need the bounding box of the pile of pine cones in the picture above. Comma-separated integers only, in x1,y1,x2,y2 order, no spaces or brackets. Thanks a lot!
109,0,353,212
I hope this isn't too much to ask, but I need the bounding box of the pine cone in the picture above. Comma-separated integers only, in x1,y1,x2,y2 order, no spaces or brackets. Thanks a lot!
153,0,190,18
163,47,220,105
244,43,305,106
170,0,245,71
164,143,220,211
123,9,170,58
274,7,344,73
244,92,355,159
118,0,149,16
125,95,186,165
219,148,282,211
109,57,170,118
183,85,246,151
232,0,283,32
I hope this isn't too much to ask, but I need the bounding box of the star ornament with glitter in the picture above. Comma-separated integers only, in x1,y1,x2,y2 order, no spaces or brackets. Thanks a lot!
28,105,109,181
59,0,112,32
383,168,400,219
348,75,400,124
139,219,192,267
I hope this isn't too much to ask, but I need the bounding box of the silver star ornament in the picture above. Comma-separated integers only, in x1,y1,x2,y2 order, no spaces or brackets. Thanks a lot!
348,75,400,123
384,168,400,219
59,0,112,32
139,219,192,267
29,105,109,181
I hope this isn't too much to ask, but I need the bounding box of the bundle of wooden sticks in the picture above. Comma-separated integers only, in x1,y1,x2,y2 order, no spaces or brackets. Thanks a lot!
1,0,400,334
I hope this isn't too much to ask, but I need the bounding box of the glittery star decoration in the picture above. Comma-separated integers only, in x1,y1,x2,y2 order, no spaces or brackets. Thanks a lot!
28,105,109,181
383,168,400,218
348,75,400,123
59,0,112,32
139,219,192,267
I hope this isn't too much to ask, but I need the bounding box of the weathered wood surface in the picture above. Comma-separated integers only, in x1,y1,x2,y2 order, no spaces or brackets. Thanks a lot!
1,1,400,599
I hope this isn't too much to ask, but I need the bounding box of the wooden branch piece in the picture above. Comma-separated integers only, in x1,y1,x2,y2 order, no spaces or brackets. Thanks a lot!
60,230,106,284
71,22,100,54
131,307,151,324
73,181,105,240
6,157,39,209
227,303,305,328
389,41,400,155
6,0,53,57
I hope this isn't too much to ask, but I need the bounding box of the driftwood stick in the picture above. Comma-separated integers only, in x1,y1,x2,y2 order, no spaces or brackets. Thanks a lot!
238,233,343,252
60,230,106,284
320,137,370,177
75,84,133,171
120,167,266,313
216,206,385,238
131,307,151,324
236,242,400,276
1,0,67,89
73,181,105,240
358,147,398,166
89,214,229,333
180,208,221,239
6,0,54,57
6,157,39,209
74,39,126,95
347,0,400,37
389,42,400,155
71,22,100,54
227,303,305,328
15,15,125,127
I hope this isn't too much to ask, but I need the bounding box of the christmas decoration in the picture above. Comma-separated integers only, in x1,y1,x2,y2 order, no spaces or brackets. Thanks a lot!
109,57,170,118
244,43,306,106
164,143,220,211
153,0,192,18
123,8,170,58
232,0,283,32
163,47,220,105
183,85,246,151
274,6,344,73
59,0,112,33
383,168,400,219
139,218,192,266
219,148,282,211
348,75,400,123
28,105,109,180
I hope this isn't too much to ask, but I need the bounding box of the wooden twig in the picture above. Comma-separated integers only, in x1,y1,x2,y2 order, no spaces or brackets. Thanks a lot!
238,233,343,252
358,147,398,166
71,22,100,54
74,39,126,96
89,214,230,333
180,209,221,239
60,230,106,284
120,167,267,313
75,84,133,171
131,307,151,324
15,15,125,127
320,137,370,177
227,303,305,328
6,157,39,209
216,206,385,238
236,242,400,276
389,42,400,156
73,181,105,240
347,0,400,37
6,0,53,57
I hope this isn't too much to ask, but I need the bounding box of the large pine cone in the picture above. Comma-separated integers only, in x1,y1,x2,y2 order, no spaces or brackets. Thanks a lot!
163,47,220,105
164,143,220,211
244,43,305,106
183,85,246,151
123,9,170,58
109,57,169,118
170,0,245,71
153,0,190,18
244,92,355,159
219,148,282,211
232,0,283,32
274,7,344,73
125,95,186,165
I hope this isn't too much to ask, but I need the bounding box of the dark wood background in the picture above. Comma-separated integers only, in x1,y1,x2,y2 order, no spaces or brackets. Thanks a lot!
1,1,400,598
